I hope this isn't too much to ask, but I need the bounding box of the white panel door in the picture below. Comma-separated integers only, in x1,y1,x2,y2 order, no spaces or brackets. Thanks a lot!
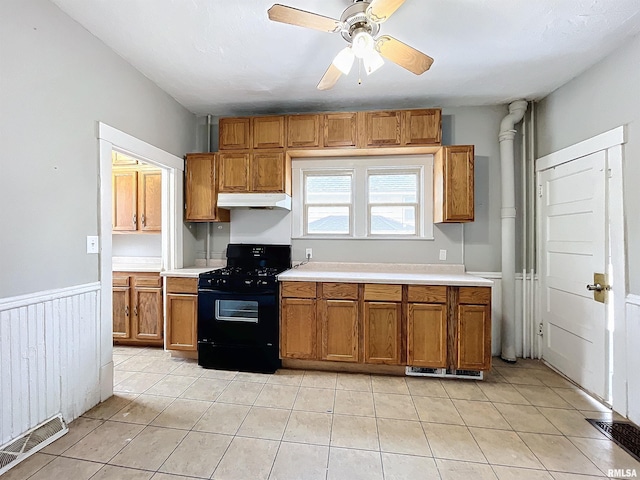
539,151,608,400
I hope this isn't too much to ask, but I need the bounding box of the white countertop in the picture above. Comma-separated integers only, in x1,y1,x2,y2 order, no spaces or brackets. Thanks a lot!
162,260,226,278
277,262,493,287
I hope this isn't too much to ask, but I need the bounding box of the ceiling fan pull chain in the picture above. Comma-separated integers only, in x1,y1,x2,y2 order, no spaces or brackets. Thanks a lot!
358,59,363,85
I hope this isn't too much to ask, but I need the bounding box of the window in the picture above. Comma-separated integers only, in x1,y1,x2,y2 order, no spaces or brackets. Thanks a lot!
292,155,433,239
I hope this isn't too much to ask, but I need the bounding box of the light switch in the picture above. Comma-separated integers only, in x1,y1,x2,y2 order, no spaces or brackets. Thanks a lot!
86,236,99,254
439,249,447,261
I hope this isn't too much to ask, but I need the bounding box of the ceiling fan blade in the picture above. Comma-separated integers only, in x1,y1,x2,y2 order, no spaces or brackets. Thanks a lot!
317,63,343,90
268,4,342,33
367,0,406,23
376,35,434,75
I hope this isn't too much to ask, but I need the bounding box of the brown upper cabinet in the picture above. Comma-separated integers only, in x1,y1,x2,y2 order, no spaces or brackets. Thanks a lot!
324,112,358,148
184,153,230,222
112,166,162,233
253,116,285,149
218,150,288,194
434,145,475,223
364,111,402,147
402,109,442,145
219,117,251,150
287,114,321,148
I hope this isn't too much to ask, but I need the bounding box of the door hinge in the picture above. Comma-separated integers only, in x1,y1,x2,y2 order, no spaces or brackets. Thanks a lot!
537,322,544,336
608,168,613,178
537,185,543,198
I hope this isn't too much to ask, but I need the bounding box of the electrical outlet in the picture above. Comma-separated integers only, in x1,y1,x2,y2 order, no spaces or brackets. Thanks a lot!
305,248,312,259
439,249,447,261
86,235,99,254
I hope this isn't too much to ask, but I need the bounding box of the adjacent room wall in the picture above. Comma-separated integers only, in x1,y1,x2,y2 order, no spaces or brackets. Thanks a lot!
536,33,640,295
0,0,197,299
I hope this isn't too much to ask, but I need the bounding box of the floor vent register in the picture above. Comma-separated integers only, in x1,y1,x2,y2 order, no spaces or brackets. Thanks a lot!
0,414,68,476
587,419,640,462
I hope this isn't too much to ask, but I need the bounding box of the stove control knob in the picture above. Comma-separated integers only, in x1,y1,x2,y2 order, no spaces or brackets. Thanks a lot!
244,279,254,286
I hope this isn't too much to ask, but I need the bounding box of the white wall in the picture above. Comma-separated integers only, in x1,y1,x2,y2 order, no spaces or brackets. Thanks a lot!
536,33,640,295
0,0,197,299
0,0,196,445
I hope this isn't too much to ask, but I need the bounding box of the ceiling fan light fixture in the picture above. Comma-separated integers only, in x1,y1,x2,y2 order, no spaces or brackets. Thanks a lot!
332,47,355,75
363,49,384,75
351,29,375,59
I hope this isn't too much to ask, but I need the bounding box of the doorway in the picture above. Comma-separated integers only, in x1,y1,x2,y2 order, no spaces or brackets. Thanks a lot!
536,126,627,414
97,123,184,401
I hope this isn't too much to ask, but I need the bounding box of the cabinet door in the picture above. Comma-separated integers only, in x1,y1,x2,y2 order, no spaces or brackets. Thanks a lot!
112,285,131,339
218,152,250,192
402,109,441,145
434,145,474,223
407,303,447,368
281,298,317,359
364,301,402,364
166,293,197,351
364,111,401,147
133,287,163,342
457,304,491,370
185,154,230,222
251,151,286,192
319,299,359,362
253,116,285,149
112,170,137,231
324,112,357,148
288,115,320,148
137,169,162,231
219,117,251,150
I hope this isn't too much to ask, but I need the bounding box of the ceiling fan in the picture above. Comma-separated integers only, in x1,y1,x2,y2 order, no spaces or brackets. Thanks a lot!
267,0,434,90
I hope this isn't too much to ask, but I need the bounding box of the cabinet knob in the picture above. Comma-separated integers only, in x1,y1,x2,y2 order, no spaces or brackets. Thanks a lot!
133,306,138,316
125,305,129,316
141,214,146,226
133,214,137,226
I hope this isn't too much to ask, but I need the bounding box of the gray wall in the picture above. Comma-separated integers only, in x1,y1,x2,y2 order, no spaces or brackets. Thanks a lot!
0,0,197,298
536,33,640,295
196,105,506,271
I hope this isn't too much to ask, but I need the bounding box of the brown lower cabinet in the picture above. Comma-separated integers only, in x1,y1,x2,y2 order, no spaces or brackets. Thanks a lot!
280,281,491,371
165,277,198,351
113,272,163,346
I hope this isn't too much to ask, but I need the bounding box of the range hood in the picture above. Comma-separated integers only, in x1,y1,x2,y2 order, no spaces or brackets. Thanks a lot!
217,193,292,210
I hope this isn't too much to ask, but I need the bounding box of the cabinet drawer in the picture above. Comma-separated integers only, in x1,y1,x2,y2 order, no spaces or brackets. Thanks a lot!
166,277,198,294
133,275,162,288
321,282,358,300
281,282,317,298
113,275,130,287
459,287,491,305
407,285,447,303
364,284,402,302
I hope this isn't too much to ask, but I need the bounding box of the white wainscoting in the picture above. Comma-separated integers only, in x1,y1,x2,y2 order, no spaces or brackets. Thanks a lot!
625,294,640,425
0,283,102,446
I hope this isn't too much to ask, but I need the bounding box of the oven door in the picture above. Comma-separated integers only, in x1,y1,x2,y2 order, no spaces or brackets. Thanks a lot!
198,288,278,347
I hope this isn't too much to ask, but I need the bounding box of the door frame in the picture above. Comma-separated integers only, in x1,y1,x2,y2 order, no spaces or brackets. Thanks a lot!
97,122,184,400
536,126,627,414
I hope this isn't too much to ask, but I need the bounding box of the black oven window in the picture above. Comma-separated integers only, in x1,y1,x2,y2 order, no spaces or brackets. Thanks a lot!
215,299,259,323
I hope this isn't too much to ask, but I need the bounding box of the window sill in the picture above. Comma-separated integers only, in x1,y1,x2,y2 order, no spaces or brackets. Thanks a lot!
292,235,435,241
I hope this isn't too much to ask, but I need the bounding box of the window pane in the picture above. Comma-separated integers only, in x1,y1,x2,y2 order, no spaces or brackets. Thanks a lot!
368,174,417,203
307,206,350,234
370,206,415,235
305,175,351,204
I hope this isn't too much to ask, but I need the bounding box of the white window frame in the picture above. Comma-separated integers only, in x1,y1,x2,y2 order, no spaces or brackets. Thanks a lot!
303,170,354,237
292,155,434,240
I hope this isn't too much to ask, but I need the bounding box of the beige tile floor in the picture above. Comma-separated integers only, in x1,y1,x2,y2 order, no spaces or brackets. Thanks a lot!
4,346,640,480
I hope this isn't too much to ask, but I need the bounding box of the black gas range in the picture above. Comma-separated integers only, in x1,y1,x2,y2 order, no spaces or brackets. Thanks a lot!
197,244,291,373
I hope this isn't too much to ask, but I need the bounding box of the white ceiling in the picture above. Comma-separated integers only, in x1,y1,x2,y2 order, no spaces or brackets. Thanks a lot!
52,0,640,116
